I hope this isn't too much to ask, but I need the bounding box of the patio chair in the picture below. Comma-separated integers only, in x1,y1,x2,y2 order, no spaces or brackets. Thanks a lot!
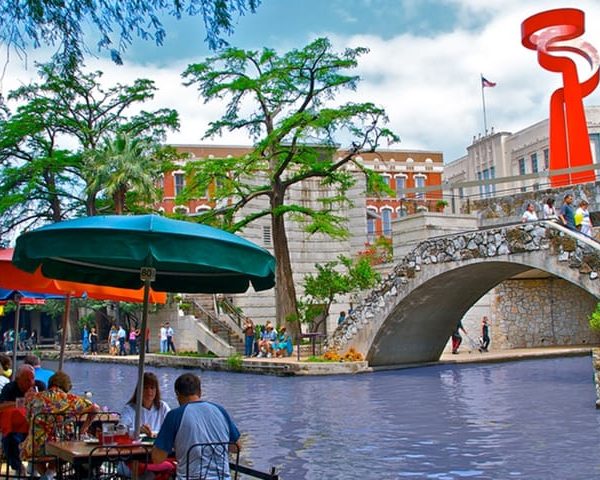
185,442,240,480
28,411,120,480
86,444,152,480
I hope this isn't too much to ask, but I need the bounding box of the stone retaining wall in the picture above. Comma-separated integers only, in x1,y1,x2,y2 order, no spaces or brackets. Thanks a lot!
491,278,600,348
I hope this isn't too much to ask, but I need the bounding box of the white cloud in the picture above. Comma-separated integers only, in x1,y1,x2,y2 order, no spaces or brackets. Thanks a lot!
2,1,600,163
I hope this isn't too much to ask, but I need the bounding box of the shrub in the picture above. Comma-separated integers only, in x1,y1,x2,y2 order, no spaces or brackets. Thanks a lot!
226,353,243,371
589,303,600,331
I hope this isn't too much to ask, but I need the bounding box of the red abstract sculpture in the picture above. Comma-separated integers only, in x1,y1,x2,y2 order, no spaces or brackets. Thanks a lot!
522,8,599,186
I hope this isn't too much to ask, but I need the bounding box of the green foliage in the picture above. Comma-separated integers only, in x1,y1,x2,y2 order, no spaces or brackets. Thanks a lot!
77,312,96,330
181,37,398,328
305,355,337,363
226,353,244,371
36,300,65,320
358,236,393,265
160,350,216,358
589,303,600,332
300,255,380,332
0,0,261,69
0,62,179,235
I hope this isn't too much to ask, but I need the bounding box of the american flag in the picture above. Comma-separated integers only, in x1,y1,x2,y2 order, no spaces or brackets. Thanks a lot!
481,76,496,88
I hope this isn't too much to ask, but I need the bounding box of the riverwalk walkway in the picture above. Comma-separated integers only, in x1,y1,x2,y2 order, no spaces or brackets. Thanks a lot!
54,344,594,376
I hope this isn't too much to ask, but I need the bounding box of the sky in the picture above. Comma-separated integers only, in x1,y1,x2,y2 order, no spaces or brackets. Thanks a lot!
2,0,600,163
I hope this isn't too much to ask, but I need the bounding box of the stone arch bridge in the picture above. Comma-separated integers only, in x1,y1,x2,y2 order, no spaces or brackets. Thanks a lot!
329,221,600,366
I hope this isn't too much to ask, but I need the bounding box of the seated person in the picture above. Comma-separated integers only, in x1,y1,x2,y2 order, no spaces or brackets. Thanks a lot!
21,371,98,480
0,353,12,390
0,364,41,474
257,322,277,358
23,354,54,390
119,372,172,479
152,373,240,480
274,327,293,358
121,372,170,437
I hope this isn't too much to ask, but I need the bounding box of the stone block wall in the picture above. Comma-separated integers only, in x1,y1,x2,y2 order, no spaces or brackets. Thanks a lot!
490,278,600,348
462,181,600,225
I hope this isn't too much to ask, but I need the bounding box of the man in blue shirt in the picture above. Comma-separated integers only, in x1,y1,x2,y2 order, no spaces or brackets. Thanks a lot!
559,193,576,230
152,373,240,480
23,354,53,389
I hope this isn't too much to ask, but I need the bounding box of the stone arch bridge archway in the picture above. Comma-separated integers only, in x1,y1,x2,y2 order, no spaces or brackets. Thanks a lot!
329,221,600,366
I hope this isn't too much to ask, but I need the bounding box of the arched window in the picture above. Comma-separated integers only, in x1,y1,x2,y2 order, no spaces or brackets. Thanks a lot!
414,175,426,199
367,208,378,242
381,208,392,236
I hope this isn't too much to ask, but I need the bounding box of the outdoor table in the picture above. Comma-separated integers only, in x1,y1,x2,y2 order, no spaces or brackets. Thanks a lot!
46,440,152,480
0,405,28,436
296,332,325,361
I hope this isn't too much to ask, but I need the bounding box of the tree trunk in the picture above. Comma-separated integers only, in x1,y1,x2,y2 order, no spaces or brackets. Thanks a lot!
271,197,299,338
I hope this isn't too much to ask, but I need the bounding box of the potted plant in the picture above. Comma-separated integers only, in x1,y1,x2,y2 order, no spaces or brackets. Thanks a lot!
435,199,448,212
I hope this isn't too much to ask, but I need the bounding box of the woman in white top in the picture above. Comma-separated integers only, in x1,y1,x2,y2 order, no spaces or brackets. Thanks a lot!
543,198,557,220
521,203,538,222
120,371,170,437
575,200,593,236
0,353,11,390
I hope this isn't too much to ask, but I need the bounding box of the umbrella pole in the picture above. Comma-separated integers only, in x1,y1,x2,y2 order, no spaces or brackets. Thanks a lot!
134,276,152,440
58,295,71,371
11,296,22,381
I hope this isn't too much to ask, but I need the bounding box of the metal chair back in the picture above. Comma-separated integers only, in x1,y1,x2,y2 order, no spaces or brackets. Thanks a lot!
185,442,240,480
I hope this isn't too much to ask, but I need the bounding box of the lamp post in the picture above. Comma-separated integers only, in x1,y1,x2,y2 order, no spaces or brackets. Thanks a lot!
11,292,22,380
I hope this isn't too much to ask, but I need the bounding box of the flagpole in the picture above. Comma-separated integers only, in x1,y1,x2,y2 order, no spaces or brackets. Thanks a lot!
480,74,488,135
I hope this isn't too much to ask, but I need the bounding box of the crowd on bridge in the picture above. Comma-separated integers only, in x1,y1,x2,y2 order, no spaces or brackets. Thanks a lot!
521,193,594,237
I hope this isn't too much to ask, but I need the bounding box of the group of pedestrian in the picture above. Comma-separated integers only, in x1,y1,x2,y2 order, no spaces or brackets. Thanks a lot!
81,325,99,356
521,194,594,236
2,328,37,353
451,316,490,354
243,317,293,358
159,322,176,354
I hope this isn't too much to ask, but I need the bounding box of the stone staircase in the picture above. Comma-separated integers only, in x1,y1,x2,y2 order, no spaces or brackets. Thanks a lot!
184,294,245,354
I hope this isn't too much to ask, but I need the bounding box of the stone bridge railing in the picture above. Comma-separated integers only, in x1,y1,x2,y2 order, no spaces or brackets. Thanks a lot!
328,221,600,353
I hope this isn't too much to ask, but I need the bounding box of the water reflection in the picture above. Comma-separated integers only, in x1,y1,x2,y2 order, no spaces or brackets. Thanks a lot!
49,357,600,479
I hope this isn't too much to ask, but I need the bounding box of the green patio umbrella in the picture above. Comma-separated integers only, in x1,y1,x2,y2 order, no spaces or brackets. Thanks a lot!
13,214,276,437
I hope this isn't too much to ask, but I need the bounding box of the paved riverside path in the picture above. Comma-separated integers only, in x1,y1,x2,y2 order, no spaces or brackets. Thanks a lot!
57,345,594,375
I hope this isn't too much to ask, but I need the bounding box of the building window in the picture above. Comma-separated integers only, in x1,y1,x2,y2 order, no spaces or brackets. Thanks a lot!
381,175,391,196
382,208,392,236
518,158,526,175
174,206,188,215
262,225,271,246
489,166,496,195
414,176,425,199
543,148,549,170
174,173,185,196
477,171,483,196
531,153,538,173
367,209,377,242
396,206,408,217
395,176,406,196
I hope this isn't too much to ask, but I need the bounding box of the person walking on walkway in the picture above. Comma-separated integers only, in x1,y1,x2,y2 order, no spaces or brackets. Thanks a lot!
451,320,467,354
480,317,490,352
575,200,593,236
159,323,167,353
165,322,176,353
117,325,127,356
559,193,576,230
521,203,538,222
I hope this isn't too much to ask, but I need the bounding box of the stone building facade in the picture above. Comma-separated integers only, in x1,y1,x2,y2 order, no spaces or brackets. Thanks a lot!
156,145,443,333
444,106,600,209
